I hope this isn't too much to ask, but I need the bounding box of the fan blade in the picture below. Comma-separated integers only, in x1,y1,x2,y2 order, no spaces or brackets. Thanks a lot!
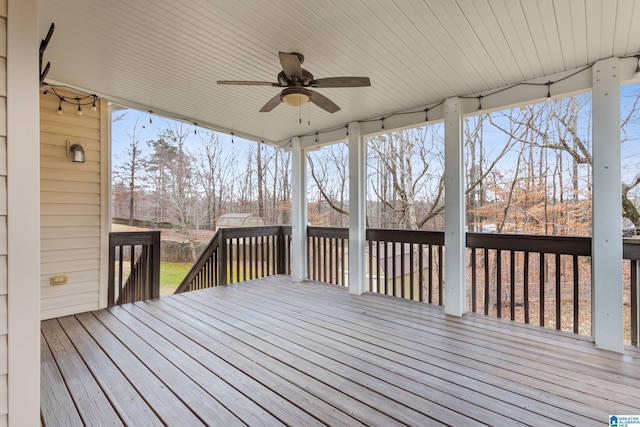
259,93,282,112
310,90,340,113
217,80,280,87
279,52,302,80
310,77,371,88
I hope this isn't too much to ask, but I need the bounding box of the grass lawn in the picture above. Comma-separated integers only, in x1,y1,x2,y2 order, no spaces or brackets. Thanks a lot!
160,262,192,296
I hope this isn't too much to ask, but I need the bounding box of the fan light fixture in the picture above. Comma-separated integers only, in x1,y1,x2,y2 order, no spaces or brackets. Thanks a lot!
281,88,311,107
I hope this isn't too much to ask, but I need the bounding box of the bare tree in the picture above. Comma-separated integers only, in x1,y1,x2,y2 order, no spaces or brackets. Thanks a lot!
114,120,146,225
148,125,206,259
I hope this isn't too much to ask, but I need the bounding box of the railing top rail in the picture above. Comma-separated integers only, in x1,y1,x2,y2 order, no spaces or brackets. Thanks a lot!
220,225,290,239
623,238,640,260
366,228,445,245
466,232,592,256
109,230,161,246
308,226,349,239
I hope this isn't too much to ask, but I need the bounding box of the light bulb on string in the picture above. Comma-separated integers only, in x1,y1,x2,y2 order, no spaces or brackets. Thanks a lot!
546,81,552,102
91,96,97,112
56,99,63,116
635,56,640,79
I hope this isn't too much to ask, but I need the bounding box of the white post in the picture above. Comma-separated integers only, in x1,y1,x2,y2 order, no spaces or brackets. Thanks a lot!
7,0,41,423
291,137,308,282
348,122,366,295
444,97,466,316
592,57,624,353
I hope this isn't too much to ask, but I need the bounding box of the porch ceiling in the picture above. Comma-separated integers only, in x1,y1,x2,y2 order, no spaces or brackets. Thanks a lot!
39,0,640,145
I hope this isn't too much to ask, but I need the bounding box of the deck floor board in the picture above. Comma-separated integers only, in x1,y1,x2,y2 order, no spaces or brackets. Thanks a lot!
41,276,640,426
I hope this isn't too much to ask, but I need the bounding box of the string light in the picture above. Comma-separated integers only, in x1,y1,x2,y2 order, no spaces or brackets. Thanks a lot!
149,111,153,125
193,123,198,135
546,81,552,102
47,88,98,117
231,133,234,143
425,108,429,122
477,94,484,111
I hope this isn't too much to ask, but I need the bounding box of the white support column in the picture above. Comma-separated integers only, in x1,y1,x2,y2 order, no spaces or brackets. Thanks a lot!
348,122,366,295
7,0,41,423
444,97,466,316
291,137,308,282
592,57,624,353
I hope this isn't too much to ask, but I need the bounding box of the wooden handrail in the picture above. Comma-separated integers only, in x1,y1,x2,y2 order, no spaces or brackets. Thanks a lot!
108,231,160,307
174,225,292,294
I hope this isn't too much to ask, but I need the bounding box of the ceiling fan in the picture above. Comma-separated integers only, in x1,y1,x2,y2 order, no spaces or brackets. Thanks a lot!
217,52,371,113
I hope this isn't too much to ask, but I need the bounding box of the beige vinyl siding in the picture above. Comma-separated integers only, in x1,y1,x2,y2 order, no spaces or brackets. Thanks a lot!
0,1,7,424
40,88,105,320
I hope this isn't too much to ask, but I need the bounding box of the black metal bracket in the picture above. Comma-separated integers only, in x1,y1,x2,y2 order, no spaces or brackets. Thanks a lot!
39,23,54,85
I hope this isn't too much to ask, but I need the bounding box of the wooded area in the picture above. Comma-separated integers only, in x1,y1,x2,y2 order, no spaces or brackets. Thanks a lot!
112,89,640,246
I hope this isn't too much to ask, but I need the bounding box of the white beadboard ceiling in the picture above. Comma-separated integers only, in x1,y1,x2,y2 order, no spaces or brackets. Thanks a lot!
39,0,640,145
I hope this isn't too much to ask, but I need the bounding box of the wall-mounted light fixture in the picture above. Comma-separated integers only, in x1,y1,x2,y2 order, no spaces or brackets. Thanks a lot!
66,140,85,163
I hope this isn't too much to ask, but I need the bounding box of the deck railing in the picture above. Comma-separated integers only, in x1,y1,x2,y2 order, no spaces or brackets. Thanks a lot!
307,227,445,303
307,226,640,346
174,226,292,293
175,225,639,345
108,231,161,307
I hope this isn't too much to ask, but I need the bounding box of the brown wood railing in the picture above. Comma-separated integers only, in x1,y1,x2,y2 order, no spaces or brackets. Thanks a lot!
307,227,445,303
466,233,592,333
171,224,639,345
307,226,640,346
174,226,292,294
108,231,160,307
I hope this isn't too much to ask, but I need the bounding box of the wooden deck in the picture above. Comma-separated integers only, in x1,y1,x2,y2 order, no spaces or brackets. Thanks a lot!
41,275,640,426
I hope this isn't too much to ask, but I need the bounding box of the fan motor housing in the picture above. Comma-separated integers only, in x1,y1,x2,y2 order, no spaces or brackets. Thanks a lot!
277,69,314,86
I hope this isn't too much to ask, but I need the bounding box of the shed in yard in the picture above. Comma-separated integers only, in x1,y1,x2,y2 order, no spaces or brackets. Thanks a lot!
216,213,265,231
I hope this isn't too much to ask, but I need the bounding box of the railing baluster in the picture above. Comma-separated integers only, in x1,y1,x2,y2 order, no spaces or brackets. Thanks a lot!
418,243,424,302
524,251,529,324
471,248,477,312
378,240,383,295
631,259,639,346
510,251,515,320
368,239,373,292
573,255,579,334
540,252,545,327
400,242,406,299
437,244,443,305
428,244,433,304
556,253,561,330
496,250,502,318
484,248,490,315
409,243,414,301
392,241,397,297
